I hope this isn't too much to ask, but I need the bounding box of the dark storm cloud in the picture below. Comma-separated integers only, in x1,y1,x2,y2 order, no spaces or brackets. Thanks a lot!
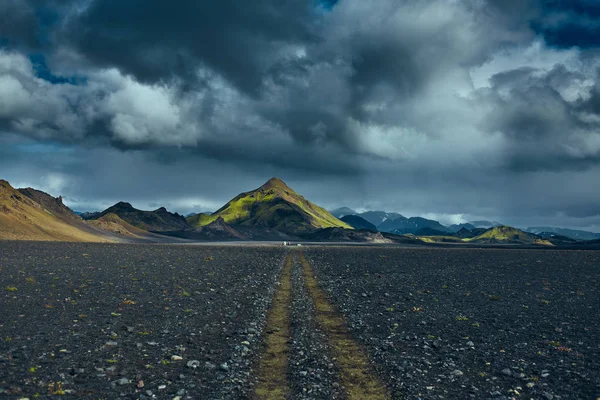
0,0,39,48
61,0,319,94
2,0,600,229
480,63,600,172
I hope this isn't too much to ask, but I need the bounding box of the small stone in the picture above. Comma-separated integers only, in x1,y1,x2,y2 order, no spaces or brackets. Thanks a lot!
542,392,553,400
526,382,535,388
171,355,183,361
247,328,257,334
105,341,118,347
241,341,250,346
137,380,144,388
299,371,308,376
466,341,474,347
501,368,513,376
116,378,129,385
158,384,166,390
205,362,216,370
186,360,200,369
173,397,181,400
219,362,229,371
451,370,463,376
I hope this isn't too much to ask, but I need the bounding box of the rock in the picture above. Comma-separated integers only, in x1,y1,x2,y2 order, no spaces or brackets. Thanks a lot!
205,362,216,370
542,392,553,400
116,378,129,385
526,382,535,388
171,355,183,361
158,384,166,390
299,371,308,377
105,341,118,347
219,362,229,371
137,380,144,388
186,360,201,369
451,370,464,376
466,341,474,347
501,368,513,376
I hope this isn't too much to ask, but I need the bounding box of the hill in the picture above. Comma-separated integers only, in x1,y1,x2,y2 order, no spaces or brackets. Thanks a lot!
86,212,149,238
0,180,106,242
384,216,450,234
92,202,189,232
467,226,553,246
186,178,351,234
340,215,377,231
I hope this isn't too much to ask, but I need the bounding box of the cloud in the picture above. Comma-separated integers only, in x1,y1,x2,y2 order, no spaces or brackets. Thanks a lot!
1,0,600,230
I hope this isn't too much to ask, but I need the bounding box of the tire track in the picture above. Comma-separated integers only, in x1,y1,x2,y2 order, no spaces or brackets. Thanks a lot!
253,252,294,399
298,251,390,400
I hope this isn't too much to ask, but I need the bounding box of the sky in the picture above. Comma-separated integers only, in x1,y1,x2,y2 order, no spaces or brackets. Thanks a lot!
1,0,600,231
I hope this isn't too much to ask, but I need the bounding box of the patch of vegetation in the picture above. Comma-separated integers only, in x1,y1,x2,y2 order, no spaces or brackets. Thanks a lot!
4,286,17,292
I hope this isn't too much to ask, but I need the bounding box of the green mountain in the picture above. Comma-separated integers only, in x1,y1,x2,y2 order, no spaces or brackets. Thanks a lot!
186,177,352,234
467,226,553,246
92,202,189,232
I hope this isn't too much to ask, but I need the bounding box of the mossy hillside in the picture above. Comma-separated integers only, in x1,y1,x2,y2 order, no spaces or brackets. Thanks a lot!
467,226,554,246
186,212,217,227
187,178,352,233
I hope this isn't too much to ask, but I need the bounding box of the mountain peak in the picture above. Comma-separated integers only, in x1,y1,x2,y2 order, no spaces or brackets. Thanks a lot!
260,177,291,191
113,202,134,209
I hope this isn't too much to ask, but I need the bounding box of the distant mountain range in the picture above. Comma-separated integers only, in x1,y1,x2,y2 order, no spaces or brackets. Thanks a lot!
1,176,599,246
329,207,600,243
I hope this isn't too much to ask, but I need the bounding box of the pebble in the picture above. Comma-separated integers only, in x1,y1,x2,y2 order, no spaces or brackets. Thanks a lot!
542,392,554,400
137,380,144,388
466,341,474,347
171,355,183,361
299,371,308,376
451,370,464,376
158,384,166,390
205,362,216,370
186,360,200,369
105,341,118,347
116,378,129,385
501,368,513,376
220,362,229,371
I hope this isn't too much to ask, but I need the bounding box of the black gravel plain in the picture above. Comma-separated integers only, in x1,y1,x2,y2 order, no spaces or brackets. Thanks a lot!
303,246,600,400
0,241,285,399
1,242,599,400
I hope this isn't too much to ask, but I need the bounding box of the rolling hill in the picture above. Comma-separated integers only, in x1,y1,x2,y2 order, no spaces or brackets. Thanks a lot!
467,226,553,246
0,180,107,242
186,178,351,234
89,202,189,232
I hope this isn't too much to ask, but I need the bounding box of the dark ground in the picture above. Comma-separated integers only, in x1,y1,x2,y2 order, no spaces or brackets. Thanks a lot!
303,246,600,400
0,242,598,399
0,242,285,399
